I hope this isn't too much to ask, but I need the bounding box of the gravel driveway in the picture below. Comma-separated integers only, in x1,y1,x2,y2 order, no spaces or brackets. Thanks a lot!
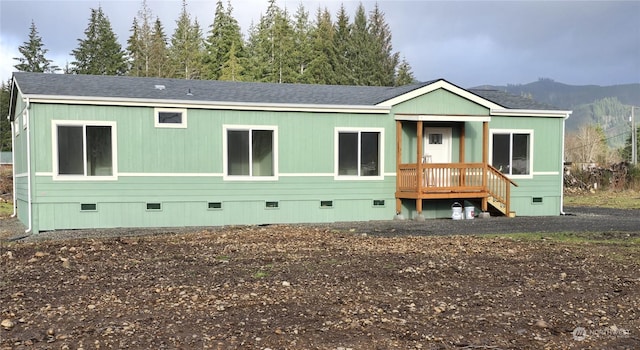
2,206,639,242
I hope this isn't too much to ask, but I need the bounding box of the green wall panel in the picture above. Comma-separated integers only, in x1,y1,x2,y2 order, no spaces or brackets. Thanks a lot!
392,88,490,115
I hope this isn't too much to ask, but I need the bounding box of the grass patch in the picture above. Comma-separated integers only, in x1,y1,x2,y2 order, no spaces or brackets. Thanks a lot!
565,190,640,209
0,202,13,218
483,231,640,245
252,270,269,279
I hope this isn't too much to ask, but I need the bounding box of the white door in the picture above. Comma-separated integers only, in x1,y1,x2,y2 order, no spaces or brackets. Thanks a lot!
424,127,452,163
423,127,452,187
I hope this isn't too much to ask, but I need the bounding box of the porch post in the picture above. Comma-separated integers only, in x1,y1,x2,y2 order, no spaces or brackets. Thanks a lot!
481,121,489,212
460,122,466,187
415,121,425,220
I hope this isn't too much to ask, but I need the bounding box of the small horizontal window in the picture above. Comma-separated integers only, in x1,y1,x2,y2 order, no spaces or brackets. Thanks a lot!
208,202,222,209
373,200,385,207
80,203,97,211
146,203,162,211
155,108,187,128
320,200,333,208
265,201,279,209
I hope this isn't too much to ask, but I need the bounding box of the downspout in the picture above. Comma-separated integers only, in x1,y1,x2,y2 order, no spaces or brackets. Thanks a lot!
24,98,32,233
560,112,570,215
9,115,16,217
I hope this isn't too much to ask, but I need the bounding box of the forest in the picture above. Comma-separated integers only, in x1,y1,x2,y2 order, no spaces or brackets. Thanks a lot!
1,0,417,152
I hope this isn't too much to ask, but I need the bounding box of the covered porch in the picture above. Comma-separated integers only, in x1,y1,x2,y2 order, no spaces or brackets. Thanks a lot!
394,117,517,219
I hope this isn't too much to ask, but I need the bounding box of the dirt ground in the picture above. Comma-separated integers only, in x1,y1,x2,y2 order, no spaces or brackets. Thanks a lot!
1,208,640,349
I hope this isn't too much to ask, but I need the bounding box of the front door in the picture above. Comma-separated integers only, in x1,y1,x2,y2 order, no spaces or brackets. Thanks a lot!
424,127,452,163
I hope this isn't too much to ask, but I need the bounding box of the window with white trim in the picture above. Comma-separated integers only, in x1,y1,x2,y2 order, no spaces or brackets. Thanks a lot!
155,108,187,128
335,128,383,178
491,130,532,176
53,121,117,180
223,125,277,179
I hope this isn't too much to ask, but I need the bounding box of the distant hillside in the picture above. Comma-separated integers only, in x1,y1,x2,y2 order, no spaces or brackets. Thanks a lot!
473,78,640,148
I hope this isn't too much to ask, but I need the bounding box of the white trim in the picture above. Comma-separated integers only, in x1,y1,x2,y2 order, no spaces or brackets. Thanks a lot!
334,127,385,180
25,95,390,114
222,124,279,181
24,97,31,233
489,129,534,178
491,108,572,118
532,171,560,176
377,80,504,109
279,173,334,177
51,120,118,181
395,114,491,122
154,107,187,128
10,116,16,217
16,172,31,178
120,172,224,177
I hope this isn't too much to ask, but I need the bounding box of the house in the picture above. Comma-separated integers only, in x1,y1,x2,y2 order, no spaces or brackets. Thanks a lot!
9,72,571,233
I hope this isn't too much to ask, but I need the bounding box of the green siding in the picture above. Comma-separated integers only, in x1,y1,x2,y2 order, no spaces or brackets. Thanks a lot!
392,88,490,115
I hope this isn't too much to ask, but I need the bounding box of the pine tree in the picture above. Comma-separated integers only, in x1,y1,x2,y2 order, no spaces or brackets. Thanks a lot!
0,80,12,151
71,6,127,75
13,20,59,73
149,18,170,77
219,41,244,81
395,56,416,86
348,4,372,86
291,4,312,83
204,0,244,80
333,5,352,85
368,3,399,86
245,0,295,83
126,0,155,77
305,8,337,85
169,0,204,79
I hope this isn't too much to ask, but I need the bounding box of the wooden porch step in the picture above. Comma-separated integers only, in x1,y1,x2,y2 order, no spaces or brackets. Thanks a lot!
487,196,508,216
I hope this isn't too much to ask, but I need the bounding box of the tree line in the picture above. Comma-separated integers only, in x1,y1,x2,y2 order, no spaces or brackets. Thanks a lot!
11,0,415,86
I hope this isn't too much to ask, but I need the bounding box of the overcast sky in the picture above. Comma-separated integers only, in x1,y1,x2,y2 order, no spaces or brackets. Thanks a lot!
0,0,638,88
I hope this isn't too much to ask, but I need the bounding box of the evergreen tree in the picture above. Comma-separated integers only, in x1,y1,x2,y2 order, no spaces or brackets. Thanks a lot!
204,0,244,80
169,0,204,79
0,80,11,151
149,18,170,77
14,20,59,73
246,0,295,83
367,3,399,86
71,6,127,75
333,5,352,85
305,8,337,85
395,56,416,86
291,4,313,83
219,41,244,81
126,0,155,77
348,4,372,85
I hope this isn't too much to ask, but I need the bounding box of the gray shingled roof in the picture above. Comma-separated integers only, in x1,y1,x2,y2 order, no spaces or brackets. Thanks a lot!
13,72,433,106
12,72,562,110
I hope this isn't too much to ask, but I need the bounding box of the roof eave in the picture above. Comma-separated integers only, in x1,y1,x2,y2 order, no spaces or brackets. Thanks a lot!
491,108,573,118
22,94,391,114
376,79,504,110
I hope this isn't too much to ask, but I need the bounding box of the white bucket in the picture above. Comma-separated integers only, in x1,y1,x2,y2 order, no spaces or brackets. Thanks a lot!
451,202,463,220
464,205,475,220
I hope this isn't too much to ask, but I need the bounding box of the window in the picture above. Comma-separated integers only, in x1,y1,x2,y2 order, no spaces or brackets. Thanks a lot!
155,108,187,128
335,128,383,178
223,125,278,180
491,130,532,176
53,121,117,180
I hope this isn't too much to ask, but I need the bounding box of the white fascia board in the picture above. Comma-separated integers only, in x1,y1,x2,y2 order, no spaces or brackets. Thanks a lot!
24,94,390,114
395,114,491,122
491,108,572,118
377,80,504,109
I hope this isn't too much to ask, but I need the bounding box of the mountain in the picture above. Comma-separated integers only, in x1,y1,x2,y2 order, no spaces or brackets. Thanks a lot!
473,78,640,148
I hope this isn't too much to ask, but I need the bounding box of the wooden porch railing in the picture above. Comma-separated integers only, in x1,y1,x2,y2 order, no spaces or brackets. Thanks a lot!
397,163,518,214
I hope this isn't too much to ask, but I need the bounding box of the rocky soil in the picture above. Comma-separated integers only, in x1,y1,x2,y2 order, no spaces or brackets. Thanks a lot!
1,208,640,349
